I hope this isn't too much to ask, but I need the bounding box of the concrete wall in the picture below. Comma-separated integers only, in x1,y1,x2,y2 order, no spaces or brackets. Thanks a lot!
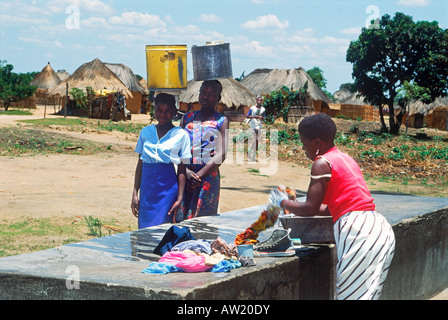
381,208,448,299
0,195,447,300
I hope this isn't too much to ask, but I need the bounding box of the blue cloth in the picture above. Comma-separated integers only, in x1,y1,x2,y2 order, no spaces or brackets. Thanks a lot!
211,260,242,273
171,239,212,255
153,225,196,256
138,162,178,229
142,262,183,274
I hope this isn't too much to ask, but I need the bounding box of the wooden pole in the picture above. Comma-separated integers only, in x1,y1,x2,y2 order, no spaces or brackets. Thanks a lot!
64,83,68,118
44,93,47,119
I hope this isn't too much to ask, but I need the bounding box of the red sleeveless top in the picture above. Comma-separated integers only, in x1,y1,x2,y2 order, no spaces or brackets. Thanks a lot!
319,147,375,222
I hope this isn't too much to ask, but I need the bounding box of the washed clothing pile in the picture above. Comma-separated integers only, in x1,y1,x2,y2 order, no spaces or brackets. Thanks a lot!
143,226,250,274
234,186,297,245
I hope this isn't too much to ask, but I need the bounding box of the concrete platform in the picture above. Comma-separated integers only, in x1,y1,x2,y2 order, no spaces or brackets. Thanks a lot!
0,192,448,300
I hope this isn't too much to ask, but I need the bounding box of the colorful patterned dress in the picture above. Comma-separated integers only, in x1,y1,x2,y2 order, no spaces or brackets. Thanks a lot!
176,111,227,221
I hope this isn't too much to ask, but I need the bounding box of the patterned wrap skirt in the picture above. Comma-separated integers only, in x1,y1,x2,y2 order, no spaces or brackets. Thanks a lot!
176,163,220,221
334,210,395,300
139,162,178,229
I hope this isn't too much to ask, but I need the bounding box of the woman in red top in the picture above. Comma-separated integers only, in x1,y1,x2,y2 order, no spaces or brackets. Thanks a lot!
271,113,395,300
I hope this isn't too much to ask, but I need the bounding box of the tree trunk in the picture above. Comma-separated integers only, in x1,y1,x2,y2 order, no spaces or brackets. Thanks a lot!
378,105,388,132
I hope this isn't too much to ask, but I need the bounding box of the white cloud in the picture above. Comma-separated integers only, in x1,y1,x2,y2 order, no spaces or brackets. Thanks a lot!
18,37,63,48
340,27,362,36
46,0,114,15
0,14,51,26
397,0,431,7
232,41,278,59
199,14,222,23
108,12,166,27
241,14,289,30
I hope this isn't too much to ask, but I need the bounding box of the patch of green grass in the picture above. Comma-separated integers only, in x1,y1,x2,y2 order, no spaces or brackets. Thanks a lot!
0,126,114,156
0,218,86,257
0,216,133,257
0,109,33,116
18,118,88,126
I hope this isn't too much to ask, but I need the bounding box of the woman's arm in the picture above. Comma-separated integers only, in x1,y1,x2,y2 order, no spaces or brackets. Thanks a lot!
168,162,187,221
131,157,142,217
281,158,332,217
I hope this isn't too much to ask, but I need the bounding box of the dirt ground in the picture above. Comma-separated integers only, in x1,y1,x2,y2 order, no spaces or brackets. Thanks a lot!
0,105,310,226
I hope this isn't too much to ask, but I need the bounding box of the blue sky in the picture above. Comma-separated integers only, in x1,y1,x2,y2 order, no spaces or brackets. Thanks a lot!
1,0,446,93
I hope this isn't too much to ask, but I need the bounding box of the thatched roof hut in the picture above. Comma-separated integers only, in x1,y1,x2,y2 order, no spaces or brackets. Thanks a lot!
105,63,148,113
240,68,330,102
405,96,448,116
49,58,132,98
105,63,147,95
179,78,256,121
30,62,61,90
57,70,70,81
333,88,352,103
401,96,448,130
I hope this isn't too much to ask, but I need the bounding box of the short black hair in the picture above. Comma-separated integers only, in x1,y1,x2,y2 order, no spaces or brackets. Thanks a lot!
298,113,336,143
155,93,176,109
201,80,222,95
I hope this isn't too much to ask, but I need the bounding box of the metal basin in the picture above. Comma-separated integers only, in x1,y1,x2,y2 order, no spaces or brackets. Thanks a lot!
279,215,335,244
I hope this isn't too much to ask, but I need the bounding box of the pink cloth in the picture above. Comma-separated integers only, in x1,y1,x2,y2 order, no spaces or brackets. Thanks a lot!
158,251,212,273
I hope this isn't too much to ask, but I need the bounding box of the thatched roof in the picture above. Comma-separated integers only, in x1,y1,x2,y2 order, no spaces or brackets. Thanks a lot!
49,58,132,97
105,63,148,95
56,69,70,81
406,96,448,116
30,63,61,90
339,91,372,106
240,68,330,103
333,88,352,103
179,78,256,109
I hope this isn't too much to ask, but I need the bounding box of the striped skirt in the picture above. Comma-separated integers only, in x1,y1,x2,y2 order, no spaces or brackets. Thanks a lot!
334,211,395,300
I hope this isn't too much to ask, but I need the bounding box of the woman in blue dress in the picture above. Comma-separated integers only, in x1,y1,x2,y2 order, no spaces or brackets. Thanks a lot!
176,80,229,221
131,93,191,229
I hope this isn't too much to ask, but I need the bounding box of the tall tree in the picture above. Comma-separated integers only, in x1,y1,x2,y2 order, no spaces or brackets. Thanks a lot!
306,67,335,101
0,60,36,110
346,12,448,134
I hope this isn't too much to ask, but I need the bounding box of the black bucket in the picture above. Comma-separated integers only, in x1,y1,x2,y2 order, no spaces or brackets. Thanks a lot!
191,42,233,81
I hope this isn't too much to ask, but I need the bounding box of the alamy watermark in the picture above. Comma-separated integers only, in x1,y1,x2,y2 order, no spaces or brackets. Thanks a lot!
66,5,80,30
365,5,380,29
65,265,80,289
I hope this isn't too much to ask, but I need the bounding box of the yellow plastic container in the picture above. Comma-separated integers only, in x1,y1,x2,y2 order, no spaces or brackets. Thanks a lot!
145,45,187,91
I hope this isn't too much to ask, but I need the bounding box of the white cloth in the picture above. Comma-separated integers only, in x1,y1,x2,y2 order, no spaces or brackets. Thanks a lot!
247,105,265,130
334,210,395,300
135,125,191,164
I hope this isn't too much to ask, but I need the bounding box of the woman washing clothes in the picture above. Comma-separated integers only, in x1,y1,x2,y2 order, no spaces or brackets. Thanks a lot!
270,113,395,300
131,93,191,229
176,80,229,221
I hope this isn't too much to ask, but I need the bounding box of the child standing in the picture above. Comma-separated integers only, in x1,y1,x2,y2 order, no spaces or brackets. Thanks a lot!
270,113,395,300
131,93,191,229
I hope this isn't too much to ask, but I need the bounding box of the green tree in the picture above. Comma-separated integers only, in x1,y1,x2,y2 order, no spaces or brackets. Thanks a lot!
346,12,448,134
306,67,335,101
0,60,37,110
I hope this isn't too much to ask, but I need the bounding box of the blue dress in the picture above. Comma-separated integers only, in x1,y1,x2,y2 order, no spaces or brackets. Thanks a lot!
135,125,191,229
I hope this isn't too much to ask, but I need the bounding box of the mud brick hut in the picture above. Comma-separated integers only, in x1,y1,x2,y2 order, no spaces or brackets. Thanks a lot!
402,96,448,130
330,88,378,121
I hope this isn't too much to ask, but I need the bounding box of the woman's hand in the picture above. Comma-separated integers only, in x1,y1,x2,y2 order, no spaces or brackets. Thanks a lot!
186,168,201,190
131,193,139,218
168,200,181,223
